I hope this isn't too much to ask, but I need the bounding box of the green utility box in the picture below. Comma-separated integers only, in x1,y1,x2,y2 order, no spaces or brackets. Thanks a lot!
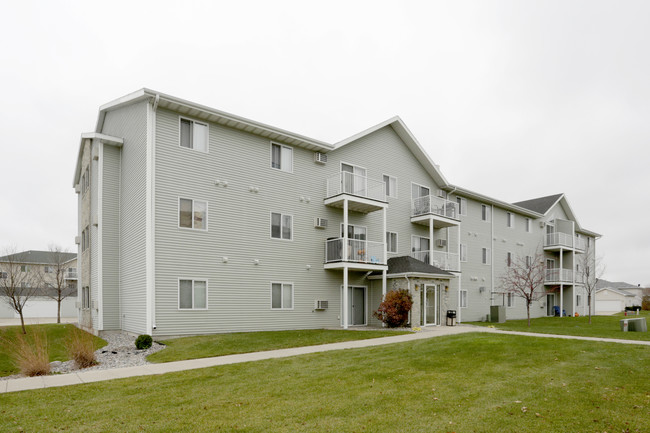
490,306,506,323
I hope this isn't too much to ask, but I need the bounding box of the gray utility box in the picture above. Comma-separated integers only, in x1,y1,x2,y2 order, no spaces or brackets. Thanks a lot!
620,317,647,332
490,306,506,323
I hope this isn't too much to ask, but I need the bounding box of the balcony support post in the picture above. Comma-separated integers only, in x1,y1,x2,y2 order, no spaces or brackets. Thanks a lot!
343,266,349,329
382,207,387,298
343,198,348,261
429,218,434,266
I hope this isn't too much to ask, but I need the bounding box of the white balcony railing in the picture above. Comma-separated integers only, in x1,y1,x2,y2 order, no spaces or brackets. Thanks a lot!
326,172,386,202
545,268,573,283
325,238,386,265
545,233,587,251
411,195,458,220
411,250,460,272
65,271,78,279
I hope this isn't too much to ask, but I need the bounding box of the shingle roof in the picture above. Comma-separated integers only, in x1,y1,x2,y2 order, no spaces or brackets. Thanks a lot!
0,250,76,265
512,193,564,214
373,256,454,277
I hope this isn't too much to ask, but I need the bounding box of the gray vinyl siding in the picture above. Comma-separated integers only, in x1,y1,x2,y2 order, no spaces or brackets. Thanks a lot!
101,145,121,330
101,101,148,334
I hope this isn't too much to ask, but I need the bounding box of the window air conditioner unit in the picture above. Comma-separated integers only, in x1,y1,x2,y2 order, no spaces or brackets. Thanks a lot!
75,236,81,245
314,217,328,229
314,300,329,310
314,152,328,164
436,189,446,198
436,239,447,247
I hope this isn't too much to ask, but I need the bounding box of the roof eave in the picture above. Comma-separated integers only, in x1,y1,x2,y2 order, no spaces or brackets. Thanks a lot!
446,185,543,218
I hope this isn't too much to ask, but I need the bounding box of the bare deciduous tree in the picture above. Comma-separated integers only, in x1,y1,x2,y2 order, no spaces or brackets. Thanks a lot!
500,250,547,327
0,247,40,334
577,243,604,324
42,244,76,324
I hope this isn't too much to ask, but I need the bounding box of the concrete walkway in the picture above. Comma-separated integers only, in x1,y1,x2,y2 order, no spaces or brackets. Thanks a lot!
1,325,648,394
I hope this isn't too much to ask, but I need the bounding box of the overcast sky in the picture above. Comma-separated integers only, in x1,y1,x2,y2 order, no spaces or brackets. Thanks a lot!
1,0,648,285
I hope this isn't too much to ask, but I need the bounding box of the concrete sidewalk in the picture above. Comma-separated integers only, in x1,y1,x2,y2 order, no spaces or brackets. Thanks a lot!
1,325,648,394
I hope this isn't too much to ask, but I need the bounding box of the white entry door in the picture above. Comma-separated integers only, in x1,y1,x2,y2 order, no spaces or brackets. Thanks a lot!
423,284,441,326
342,286,366,326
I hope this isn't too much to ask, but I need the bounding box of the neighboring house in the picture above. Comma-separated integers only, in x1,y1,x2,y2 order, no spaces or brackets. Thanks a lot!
72,89,600,337
595,287,641,315
0,250,78,319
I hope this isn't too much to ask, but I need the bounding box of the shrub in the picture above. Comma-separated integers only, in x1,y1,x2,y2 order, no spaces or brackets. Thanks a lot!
66,326,98,369
642,296,650,311
135,334,153,350
2,328,51,376
373,289,413,328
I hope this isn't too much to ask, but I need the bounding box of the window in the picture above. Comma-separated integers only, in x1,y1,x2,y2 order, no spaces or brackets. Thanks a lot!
481,204,491,222
411,236,430,263
82,286,90,309
506,252,512,267
482,247,491,265
180,118,208,152
386,231,398,253
507,293,515,307
527,256,533,267
576,294,582,307
271,213,293,240
383,175,397,198
525,218,531,233
271,282,293,309
342,224,367,240
0,272,6,279
460,290,468,308
20,265,28,272
456,197,467,216
179,198,207,230
587,237,592,248
82,226,90,252
44,266,52,274
81,167,90,195
271,143,293,173
178,279,207,309
411,183,430,199
460,244,467,262
507,212,514,228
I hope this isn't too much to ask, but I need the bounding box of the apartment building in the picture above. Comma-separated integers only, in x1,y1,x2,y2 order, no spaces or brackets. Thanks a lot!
0,250,78,318
72,89,599,336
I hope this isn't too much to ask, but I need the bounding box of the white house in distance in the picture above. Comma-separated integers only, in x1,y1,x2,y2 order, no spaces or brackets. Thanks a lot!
72,89,600,337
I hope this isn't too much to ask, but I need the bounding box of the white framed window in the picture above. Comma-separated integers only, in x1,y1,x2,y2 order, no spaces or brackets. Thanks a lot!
576,294,582,307
271,142,293,173
460,244,467,262
411,235,430,263
482,247,491,265
271,282,293,309
386,231,398,253
178,279,208,310
587,237,592,248
179,198,208,230
411,182,430,199
456,197,467,216
460,290,468,308
341,224,367,240
271,213,293,240
481,204,491,222
20,265,29,272
179,117,208,152
44,266,52,274
525,218,532,233
82,286,90,309
506,252,512,267
81,167,90,195
82,227,90,252
507,212,514,228
383,175,397,198
527,256,533,267
0,272,6,279
507,293,516,307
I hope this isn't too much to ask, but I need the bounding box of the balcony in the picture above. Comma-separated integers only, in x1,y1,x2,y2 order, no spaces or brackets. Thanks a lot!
411,251,460,272
544,233,586,252
324,238,387,270
411,196,460,228
324,172,387,213
545,268,574,284
64,271,78,279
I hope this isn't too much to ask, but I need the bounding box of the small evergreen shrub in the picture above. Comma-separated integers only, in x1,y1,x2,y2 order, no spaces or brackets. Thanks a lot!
66,326,98,369
373,289,413,328
135,334,153,350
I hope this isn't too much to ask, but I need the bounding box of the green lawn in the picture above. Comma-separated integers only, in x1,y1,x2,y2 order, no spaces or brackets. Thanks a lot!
1,333,648,432
470,310,650,341
0,324,106,376
148,329,411,363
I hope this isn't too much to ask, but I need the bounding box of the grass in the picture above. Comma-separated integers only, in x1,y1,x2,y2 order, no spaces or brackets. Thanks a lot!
0,333,647,432
148,329,411,363
470,310,650,341
0,324,106,377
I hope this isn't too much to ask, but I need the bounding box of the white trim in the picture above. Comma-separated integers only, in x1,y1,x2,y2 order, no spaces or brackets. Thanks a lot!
270,142,294,173
97,142,104,330
178,197,209,231
460,289,468,308
270,281,294,310
456,196,467,216
340,160,368,175
178,116,209,153
339,285,368,326
481,204,491,222
410,181,431,199
177,278,209,310
270,212,293,241
382,174,398,199
507,212,515,229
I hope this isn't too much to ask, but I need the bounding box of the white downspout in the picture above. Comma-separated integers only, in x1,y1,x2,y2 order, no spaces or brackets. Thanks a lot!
490,204,494,306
